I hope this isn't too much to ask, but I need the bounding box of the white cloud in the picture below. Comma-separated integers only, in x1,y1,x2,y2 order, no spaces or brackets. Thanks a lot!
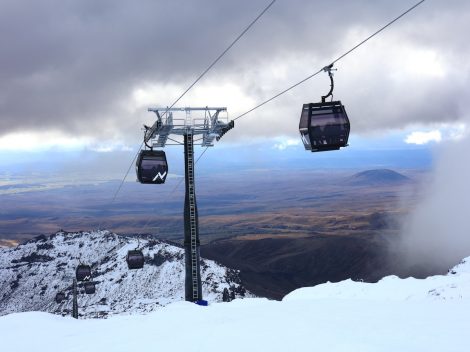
390,47,447,81
404,123,469,145
87,143,134,153
130,81,256,116
0,131,133,152
447,123,467,141
273,138,300,150
405,130,442,145
0,131,91,151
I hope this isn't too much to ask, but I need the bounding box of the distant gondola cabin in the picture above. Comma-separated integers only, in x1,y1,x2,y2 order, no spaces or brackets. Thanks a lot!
55,292,66,303
126,250,145,270
76,264,91,282
84,282,96,295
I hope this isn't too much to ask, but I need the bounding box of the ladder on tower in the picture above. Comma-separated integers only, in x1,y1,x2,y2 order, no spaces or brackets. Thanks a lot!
186,132,199,301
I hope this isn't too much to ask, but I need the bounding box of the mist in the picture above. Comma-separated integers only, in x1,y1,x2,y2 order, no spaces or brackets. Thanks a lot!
393,129,470,272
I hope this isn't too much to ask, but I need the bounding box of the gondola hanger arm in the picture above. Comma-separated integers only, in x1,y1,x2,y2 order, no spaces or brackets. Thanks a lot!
321,64,337,103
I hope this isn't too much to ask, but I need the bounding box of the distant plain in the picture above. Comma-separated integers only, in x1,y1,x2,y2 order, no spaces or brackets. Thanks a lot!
0,168,424,243
1,167,434,298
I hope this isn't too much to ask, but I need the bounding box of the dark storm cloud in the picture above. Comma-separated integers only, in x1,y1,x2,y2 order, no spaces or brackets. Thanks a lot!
0,0,469,140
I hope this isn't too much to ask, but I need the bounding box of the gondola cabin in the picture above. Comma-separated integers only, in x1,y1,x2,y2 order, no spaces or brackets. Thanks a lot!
299,101,350,152
84,282,96,295
76,264,91,282
136,150,168,184
126,250,145,270
55,292,66,303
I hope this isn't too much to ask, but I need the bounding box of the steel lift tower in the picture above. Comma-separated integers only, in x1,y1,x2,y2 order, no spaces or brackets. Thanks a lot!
144,107,234,302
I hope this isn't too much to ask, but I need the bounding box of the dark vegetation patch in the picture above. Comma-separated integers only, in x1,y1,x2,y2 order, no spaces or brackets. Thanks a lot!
11,253,54,264
9,274,22,290
202,234,443,300
149,251,174,266
37,243,54,250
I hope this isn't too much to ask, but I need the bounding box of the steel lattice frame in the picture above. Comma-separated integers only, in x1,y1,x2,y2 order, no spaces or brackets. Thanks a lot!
145,107,233,302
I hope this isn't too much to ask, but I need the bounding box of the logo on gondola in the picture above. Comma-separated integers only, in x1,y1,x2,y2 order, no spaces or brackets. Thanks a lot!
153,171,167,182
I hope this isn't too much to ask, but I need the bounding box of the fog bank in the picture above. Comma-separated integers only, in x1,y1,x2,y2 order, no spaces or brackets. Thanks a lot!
395,131,470,272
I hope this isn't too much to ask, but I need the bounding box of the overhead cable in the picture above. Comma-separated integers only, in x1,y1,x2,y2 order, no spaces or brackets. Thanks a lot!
116,0,427,234
233,0,426,122
142,0,428,218
102,0,277,225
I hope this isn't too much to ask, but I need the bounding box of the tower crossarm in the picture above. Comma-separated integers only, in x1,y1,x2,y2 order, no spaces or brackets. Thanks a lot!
145,107,233,147
201,109,229,147
145,108,174,146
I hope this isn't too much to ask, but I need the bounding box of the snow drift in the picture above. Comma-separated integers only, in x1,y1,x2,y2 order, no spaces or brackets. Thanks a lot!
1,255,470,351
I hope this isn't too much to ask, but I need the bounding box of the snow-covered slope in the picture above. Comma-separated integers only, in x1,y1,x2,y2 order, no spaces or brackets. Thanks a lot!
284,257,470,302
1,257,470,352
0,231,251,317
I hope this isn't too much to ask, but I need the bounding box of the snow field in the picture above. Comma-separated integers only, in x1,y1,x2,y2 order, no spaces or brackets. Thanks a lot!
1,296,469,352
2,235,470,351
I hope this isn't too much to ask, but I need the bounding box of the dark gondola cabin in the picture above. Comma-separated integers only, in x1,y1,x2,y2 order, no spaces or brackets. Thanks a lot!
76,264,91,282
136,150,168,184
55,292,66,303
126,250,145,270
84,282,96,295
299,101,350,152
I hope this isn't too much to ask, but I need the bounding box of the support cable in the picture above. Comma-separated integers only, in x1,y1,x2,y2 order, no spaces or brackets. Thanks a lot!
97,146,142,230
114,0,426,234
232,0,426,122
145,0,428,233
139,146,210,234
161,0,277,118
100,0,277,230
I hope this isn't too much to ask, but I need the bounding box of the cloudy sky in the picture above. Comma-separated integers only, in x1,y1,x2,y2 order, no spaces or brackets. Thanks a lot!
2,0,469,270
0,0,469,167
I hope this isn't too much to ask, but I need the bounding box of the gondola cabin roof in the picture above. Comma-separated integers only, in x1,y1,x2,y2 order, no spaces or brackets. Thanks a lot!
136,150,168,184
299,101,350,152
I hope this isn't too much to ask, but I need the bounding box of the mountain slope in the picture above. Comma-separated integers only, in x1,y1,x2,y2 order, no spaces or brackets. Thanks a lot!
0,231,251,318
202,235,386,299
284,256,470,301
1,257,470,352
201,230,443,300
